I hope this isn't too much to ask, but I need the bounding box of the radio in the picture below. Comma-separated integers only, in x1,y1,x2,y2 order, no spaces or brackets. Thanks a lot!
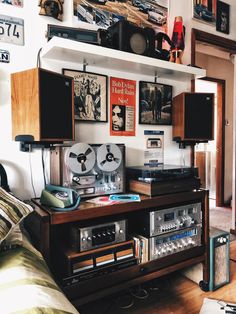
130,203,202,237
70,219,127,252
149,225,202,261
50,143,125,198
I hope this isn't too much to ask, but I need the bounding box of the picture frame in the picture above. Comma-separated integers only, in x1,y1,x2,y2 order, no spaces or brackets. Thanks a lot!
216,0,230,34
72,0,168,35
139,81,172,125
193,0,216,26
62,69,108,122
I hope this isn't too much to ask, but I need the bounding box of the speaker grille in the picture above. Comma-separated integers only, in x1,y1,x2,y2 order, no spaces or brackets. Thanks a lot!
130,33,147,55
184,93,214,140
214,245,227,287
39,70,73,140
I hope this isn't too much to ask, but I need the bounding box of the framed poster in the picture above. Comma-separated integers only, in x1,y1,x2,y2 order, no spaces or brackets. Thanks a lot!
0,0,23,7
73,0,168,34
193,0,216,26
216,0,230,34
62,69,108,122
110,77,136,136
0,15,24,45
139,81,172,125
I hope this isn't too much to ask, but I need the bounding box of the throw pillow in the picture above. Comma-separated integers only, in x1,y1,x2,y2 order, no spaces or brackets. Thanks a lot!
0,187,33,245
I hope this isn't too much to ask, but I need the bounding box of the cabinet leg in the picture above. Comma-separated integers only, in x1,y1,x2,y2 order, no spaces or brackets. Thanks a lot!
199,280,209,292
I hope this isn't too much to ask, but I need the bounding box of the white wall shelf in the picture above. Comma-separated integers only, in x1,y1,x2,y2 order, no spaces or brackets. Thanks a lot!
41,37,206,81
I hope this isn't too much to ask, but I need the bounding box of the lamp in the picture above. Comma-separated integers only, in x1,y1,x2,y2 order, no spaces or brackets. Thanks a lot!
170,16,185,64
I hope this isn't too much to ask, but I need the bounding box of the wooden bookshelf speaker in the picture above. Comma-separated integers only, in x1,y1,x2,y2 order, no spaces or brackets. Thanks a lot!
172,92,214,144
11,67,74,142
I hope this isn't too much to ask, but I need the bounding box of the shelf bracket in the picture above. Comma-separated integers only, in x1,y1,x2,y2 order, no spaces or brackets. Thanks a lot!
83,60,88,72
154,72,160,83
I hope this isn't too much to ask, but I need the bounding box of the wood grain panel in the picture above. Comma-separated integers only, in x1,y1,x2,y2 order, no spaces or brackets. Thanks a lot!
11,68,40,141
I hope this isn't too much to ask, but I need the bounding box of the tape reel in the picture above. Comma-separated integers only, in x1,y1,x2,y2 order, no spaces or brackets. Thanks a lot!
97,143,122,172
66,143,96,175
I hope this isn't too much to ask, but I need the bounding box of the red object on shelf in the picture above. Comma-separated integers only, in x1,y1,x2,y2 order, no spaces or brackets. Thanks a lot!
170,16,185,64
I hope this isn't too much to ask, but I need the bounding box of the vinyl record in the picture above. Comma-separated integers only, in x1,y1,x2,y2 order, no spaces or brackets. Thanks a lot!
66,143,96,174
97,143,122,172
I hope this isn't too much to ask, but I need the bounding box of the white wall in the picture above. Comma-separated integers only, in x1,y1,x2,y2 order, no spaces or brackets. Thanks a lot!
0,0,235,199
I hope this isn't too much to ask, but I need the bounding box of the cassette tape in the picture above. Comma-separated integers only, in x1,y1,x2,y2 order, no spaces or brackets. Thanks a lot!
59,239,135,277
50,143,125,198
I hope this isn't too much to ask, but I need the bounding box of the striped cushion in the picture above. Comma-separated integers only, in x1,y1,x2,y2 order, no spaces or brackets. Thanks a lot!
0,245,79,313
0,187,33,244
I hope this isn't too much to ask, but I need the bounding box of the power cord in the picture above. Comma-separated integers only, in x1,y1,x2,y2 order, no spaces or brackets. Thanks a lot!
129,285,149,300
37,47,42,68
28,146,37,198
41,148,47,187
114,293,134,309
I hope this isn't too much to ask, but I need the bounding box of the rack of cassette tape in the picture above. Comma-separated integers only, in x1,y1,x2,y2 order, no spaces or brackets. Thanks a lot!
57,219,138,287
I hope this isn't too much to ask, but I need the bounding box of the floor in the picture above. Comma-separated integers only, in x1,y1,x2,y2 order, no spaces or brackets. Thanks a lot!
78,242,236,314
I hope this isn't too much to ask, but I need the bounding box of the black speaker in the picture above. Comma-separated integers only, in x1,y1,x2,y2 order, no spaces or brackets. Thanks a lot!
172,92,214,143
11,68,74,142
104,20,156,57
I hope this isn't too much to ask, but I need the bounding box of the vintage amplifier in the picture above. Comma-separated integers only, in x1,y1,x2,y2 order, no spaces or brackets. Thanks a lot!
70,219,127,252
148,225,202,261
129,202,202,237
126,165,201,196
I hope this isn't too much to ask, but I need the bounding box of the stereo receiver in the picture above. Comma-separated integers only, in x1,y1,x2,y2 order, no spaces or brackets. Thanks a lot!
130,202,202,237
70,219,127,252
149,225,202,261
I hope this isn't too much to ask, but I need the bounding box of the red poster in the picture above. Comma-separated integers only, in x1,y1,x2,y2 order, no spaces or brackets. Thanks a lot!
110,77,136,136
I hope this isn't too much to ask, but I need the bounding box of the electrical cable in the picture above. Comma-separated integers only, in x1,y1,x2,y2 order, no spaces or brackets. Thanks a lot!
101,300,115,314
37,47,42,68
41,148,47,188
114,292,134,310
29,148,37,198
129,285,149,300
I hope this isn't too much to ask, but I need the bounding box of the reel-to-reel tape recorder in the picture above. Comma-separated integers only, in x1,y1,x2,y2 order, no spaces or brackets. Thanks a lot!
50,143,125,198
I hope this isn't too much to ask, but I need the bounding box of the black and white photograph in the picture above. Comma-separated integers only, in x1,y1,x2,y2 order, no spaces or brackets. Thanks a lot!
62,69,108,122
193,0,216,26
112,104,126,131
216,0,230,34
139,81,172,125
